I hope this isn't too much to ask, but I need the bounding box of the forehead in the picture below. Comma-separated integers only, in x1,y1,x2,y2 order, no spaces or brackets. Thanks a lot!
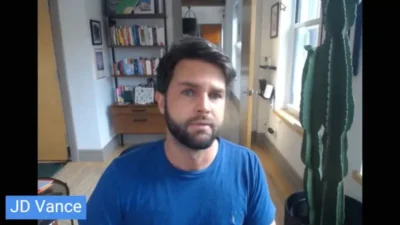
171,59,226,90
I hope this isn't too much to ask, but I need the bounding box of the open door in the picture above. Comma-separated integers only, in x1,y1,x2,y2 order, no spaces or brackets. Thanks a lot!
38,0,68,161
200,24,222,47
238,0,257,148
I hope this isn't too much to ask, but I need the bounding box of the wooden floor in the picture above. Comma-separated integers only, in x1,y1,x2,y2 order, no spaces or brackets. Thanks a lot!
54,144,294,225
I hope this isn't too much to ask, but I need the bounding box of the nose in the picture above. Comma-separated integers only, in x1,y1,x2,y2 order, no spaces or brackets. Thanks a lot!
196,93,211,114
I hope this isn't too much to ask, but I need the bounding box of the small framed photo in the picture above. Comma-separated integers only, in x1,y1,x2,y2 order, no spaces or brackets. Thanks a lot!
90,19,102,45
133,0,155,14
270,3,280,39
95,50,104,71
95,49,106,79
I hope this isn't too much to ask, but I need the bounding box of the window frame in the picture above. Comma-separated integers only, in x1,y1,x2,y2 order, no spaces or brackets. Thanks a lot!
283,0,323,117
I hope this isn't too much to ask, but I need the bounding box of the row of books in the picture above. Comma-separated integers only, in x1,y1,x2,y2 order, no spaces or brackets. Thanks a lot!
112,57,160,76
115,85,155,105
109,25,165,47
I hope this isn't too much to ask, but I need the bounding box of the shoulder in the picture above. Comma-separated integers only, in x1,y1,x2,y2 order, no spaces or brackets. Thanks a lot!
219,138,261,166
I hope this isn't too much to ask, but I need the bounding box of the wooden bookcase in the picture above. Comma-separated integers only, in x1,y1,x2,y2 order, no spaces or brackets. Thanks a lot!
106,1,168,146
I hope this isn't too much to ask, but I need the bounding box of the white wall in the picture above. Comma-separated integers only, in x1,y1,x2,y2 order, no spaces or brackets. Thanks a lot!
255,0,362,202
50,0,182,158
51,0,107,155
85,0,116,148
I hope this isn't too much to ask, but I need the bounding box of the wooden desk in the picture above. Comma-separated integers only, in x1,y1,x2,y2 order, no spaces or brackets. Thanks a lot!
110,104,166,134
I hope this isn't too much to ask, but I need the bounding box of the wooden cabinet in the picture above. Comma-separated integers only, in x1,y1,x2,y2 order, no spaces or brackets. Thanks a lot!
111,104,166,134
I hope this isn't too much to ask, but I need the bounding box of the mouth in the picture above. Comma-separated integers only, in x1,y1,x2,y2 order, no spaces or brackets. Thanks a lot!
188,121,212,129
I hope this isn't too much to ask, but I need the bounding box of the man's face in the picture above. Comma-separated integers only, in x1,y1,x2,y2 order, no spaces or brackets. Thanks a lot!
156,59,226,150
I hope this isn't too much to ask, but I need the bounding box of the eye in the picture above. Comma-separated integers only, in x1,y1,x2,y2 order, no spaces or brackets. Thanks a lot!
209,92,222,99
182,89,194,96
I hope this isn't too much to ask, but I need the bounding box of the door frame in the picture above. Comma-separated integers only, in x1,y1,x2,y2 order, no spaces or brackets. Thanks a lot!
239,0,259,149
47,0,79,162
38,0,70,162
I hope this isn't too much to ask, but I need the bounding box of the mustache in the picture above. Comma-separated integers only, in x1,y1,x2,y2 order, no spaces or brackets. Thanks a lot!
186,115,214,125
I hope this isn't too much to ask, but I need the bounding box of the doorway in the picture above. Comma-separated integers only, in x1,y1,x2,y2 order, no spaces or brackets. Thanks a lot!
38,0,69,162
200,24,223,47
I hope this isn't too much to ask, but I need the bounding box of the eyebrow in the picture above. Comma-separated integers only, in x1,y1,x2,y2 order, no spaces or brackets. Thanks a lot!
178,81,225,93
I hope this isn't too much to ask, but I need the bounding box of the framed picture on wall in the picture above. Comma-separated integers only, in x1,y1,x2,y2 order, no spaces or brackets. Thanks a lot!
270,3,280,39
90,19,102,45
95,49,106,79
95,50,104,71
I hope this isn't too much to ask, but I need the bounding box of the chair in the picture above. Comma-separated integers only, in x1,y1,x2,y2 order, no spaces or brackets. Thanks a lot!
37,177,74,225
119,143,146,157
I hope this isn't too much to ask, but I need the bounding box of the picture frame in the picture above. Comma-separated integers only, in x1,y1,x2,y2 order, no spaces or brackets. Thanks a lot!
90,19,102,45
95,49,106,79
270,3,280,39
95,50,104,71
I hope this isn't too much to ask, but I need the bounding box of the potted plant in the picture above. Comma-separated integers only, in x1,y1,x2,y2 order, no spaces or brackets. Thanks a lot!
284,0,362,225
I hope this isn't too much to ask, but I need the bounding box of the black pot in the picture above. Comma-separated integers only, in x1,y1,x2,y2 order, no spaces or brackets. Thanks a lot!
182,18,198,36
284,191,362,225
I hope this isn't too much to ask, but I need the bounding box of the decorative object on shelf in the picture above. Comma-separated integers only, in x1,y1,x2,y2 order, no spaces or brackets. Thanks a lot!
105,0,162,15
133,0,155,14
134,86,154,105
115,78,155,104
259,56,277,70
270,3,280,39
259,56,276,70
283,0,362,224
90,19,102,45
260,56,271,67
258,79,274,100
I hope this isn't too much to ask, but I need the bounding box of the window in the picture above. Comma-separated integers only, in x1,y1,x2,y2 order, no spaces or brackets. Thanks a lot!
286,0,322,115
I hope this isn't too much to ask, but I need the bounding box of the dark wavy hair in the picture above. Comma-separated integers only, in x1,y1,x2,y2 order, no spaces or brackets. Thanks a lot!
156,36,236,94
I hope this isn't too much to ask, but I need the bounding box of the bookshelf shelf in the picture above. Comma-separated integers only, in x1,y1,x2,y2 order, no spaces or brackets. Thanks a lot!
108,13,166,19
112,74,157,78
106,0,168,146
112,103,158,107
108,45,166,48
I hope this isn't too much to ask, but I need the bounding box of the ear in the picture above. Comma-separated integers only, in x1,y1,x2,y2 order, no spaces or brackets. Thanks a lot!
155,91,165,115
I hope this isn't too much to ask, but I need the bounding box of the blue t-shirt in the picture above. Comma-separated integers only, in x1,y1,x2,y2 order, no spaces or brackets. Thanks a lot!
79,138,276,225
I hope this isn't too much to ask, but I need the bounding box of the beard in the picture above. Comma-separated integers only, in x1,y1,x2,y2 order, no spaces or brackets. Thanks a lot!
164,103,219,151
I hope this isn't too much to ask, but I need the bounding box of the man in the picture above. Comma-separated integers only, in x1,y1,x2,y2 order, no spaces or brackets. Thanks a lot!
80,36,276,225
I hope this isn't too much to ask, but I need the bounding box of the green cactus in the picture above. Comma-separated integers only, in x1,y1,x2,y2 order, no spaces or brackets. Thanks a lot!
299,0,357,224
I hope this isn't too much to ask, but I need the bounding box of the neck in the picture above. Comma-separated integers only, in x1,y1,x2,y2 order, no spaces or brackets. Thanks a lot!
164,134,219,171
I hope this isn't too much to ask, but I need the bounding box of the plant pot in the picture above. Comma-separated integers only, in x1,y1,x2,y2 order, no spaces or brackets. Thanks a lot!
284,191,362,225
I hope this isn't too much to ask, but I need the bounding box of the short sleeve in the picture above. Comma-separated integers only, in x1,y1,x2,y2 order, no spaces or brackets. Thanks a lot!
244,154,276,225
78,160,124,225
